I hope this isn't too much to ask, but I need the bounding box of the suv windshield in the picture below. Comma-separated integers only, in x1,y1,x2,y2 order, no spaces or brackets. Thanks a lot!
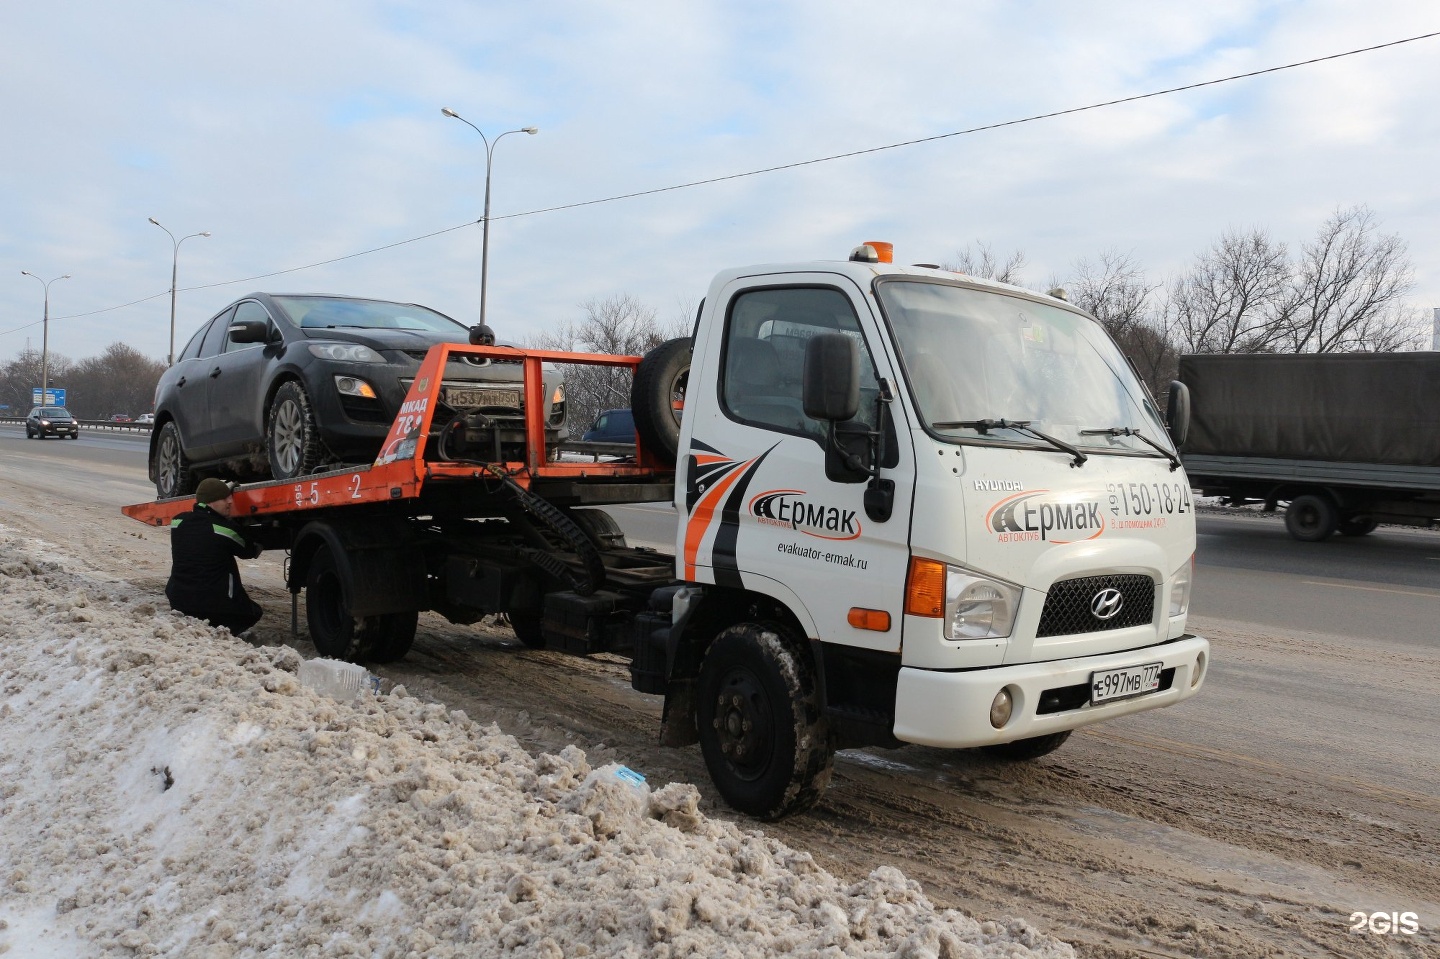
36,407,70,417
876,279,1171,456
270,296,467,334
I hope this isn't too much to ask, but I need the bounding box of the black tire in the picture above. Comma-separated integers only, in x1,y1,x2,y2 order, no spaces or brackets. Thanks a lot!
697,623,835,820
363,611,419,663
981,731,1072,761
1338,515,1379,537
631,337,691,464
1285,494,1337,542
566,508,628,551
154,421,197,499
508,610,545,649
267,381,325,481
306,545,364,661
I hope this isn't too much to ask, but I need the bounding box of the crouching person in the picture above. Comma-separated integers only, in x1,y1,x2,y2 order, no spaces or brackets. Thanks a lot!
166,478,264,636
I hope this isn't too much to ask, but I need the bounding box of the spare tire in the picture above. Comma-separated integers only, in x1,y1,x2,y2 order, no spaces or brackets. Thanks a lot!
631,337,691,464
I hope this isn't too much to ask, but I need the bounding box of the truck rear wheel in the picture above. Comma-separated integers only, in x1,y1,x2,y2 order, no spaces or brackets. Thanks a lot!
981,731,1071,761
305,546,418,662
1285,494,1337,541
697,623,834,820
631,337,691,464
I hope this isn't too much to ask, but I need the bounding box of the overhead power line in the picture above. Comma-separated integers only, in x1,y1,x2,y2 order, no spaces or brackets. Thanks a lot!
7,28,1438,339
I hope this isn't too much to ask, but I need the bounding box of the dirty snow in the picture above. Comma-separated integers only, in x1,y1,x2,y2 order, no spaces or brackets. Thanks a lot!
0,527,1075,958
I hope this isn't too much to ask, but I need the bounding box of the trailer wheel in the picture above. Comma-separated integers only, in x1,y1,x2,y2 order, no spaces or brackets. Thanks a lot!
268,381,325,481
631,337,691,464
980,731,1071,761
697,623,834,820
1338,514,1379,537
154,421,197,499
1284,494,1337,542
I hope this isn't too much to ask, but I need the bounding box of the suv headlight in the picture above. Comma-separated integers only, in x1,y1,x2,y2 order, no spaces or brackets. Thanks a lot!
1169,555,1193,618
946,567,1021,640
309,342,385,363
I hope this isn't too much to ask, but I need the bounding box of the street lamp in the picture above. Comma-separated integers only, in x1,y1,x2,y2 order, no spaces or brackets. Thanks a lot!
20,270,71,405
441,108,538,328
148,217,211,366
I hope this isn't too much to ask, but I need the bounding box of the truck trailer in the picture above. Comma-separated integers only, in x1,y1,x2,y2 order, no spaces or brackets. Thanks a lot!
127,243,1210,819
1178,352,1440,541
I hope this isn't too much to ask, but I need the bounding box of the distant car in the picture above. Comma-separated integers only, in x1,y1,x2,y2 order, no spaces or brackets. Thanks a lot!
110,413,133,422
25,406,79,440
136,413,155,425
148,292,567,498
582,408,635,443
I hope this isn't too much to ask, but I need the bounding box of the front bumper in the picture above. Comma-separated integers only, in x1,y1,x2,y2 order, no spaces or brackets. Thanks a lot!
893,634,1209,748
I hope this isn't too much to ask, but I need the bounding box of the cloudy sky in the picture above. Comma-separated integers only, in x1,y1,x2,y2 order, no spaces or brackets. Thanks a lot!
2,1,1438,368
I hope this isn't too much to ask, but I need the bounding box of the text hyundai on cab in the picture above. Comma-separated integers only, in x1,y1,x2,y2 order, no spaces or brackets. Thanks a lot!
148,293,566,498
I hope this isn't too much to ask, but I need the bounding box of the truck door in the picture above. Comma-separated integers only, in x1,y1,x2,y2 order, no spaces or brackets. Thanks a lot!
679,277,915,652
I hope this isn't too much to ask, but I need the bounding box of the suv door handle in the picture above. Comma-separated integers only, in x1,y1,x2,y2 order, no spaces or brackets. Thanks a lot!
177,376,187,388
209,367,222,378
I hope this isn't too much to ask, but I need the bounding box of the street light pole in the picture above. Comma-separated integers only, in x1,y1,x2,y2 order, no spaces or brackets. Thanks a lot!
20,271,71,405
441,108,538,328
148,218,211,365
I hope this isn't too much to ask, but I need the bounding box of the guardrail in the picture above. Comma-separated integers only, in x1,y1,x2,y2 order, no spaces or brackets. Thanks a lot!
0,415,154,433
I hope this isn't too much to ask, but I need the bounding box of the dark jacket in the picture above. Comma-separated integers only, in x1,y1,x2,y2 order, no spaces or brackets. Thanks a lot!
165,504,263,617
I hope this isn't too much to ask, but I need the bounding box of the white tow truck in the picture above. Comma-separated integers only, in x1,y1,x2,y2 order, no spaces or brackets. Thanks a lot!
127,242,1209,819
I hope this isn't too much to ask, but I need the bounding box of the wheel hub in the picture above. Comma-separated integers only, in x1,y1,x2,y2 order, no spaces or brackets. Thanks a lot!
711,669,770,776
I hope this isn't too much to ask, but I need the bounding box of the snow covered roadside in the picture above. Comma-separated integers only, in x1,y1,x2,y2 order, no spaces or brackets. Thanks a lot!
0,528,1075,959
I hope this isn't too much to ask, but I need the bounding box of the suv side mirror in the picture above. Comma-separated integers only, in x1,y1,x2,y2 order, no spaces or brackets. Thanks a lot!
802,333,860,421
228,320,271,344
1166,380,1190,447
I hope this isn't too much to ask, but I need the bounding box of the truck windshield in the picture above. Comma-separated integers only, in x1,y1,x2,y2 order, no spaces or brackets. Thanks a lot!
875,278,1171,456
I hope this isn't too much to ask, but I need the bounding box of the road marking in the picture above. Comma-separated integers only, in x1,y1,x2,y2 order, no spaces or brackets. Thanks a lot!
1301,580,1440,599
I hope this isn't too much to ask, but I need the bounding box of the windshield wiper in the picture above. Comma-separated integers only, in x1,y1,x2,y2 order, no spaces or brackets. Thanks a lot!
932,418,1088,468
1080,427,1181,471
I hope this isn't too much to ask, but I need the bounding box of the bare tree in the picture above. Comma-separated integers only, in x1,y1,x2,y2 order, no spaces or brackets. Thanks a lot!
1282,205,1421,352
1166,227,1291,355
942,242,1027,286
0,348,73,413
530,294,684,435
65,343,167,419
1064,250,1176,394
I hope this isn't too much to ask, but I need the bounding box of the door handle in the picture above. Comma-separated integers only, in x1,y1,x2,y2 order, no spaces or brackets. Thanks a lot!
209,367,222,378
177,376,187,387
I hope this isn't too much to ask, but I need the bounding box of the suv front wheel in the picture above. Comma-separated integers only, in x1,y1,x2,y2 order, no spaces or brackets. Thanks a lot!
154,422,197,499
267,381,326,480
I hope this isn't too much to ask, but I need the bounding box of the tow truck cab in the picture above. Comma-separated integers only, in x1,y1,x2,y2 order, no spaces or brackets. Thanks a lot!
652,243,1207,815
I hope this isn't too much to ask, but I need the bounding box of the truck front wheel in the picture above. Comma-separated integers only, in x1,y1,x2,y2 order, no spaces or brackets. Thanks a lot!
697,623,834,820
1285,494,1337,541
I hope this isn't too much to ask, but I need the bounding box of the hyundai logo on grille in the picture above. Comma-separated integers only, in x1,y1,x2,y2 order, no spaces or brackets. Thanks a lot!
1090,588,1125,620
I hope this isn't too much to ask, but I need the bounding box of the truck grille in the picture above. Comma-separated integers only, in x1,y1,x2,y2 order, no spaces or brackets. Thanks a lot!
1036,574,1154,637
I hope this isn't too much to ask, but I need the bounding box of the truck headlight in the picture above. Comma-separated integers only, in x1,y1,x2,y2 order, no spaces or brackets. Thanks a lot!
945,567,1021,640
310,342,385,363
1169,556,1193,617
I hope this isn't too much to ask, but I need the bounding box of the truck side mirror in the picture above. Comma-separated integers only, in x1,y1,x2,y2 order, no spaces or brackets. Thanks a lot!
1166,381,1190,447
802,333,860,421
227,320,271,344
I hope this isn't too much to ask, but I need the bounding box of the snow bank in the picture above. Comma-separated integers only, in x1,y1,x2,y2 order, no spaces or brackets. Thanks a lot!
0,529,1074,958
